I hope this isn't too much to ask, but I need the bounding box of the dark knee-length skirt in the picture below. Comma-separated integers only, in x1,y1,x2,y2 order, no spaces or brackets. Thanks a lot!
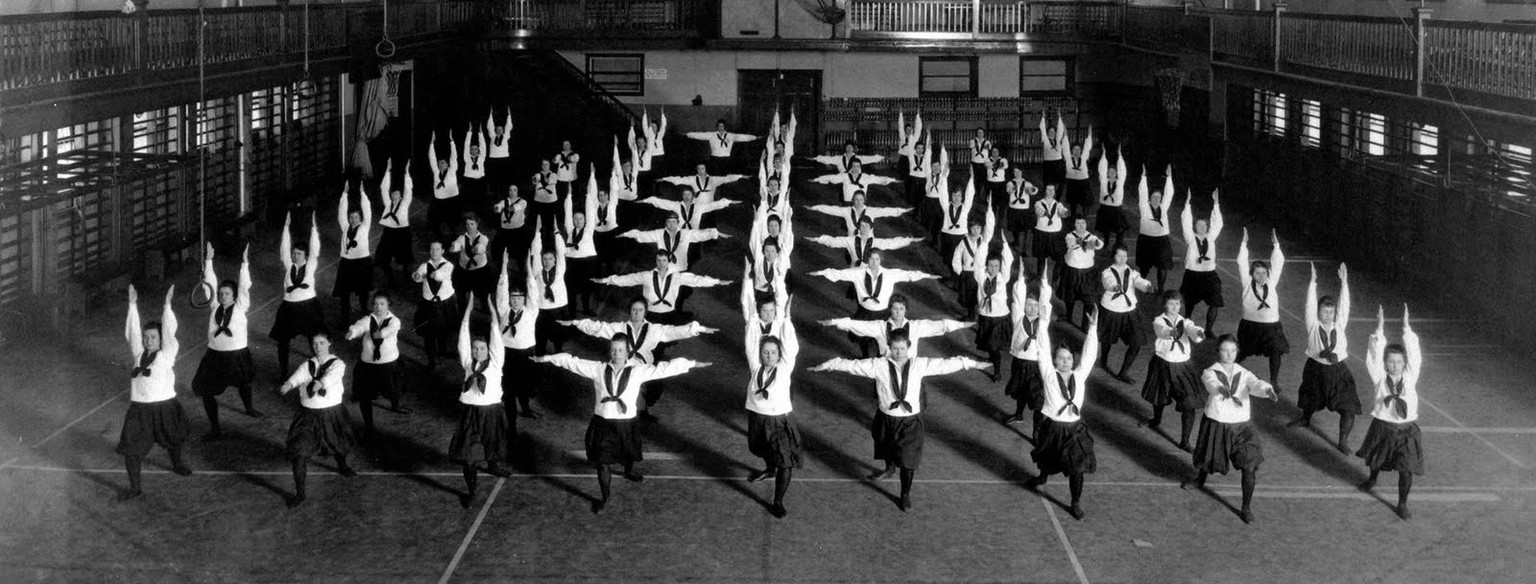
286,404,357,459
1064,178,1092,209
976,315,1011,354
1237,320,1290,358
1032,417,1097,476
1007,357,1045,411
117,399,191,457
1192,418,1264,475
1032,229,1066,259
870,412,925,469
449,402,511,464
1356,418,1424,475
1142,356,1206,412
191,347,255,397
585,415,643,466
1298,358,1362,415
1135,233,1174,271
269,299,327,342
747,411,804,469
376,227,414,267
1098,307,1146,347
1095,203,1128,234
352,360,405,402
332,257,374,297
1061,265,1100,299
1179,269,1225,308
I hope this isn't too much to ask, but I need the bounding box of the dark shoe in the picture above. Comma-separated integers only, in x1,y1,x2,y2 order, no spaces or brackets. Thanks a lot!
1176,442,1192,452
245,408,266,419
172,465,193,477
459,493,473,509
622,470,645,483
1286,417,1310,428
591,499,607,515
287,494,306,509
1335,441,1352,455
1180,478,1204,491
1113,373,1135,385
1397,504,1412,521
337,465,358,478
1003,414,1026,425
1069,504,1085,521
1024,476,1047,490
1240,509,1255,524
117,488,143,502
747,469,774,483
485,464,511,478
898,495,912,512
865,467,897,482
770,503,788,519
1357,478,1376,492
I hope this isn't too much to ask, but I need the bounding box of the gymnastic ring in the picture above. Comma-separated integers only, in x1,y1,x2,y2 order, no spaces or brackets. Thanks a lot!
189,281,214,310
375,39,397,59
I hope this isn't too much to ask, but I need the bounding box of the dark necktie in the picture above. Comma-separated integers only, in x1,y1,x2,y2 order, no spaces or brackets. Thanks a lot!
287,265,308,293
1072,156,1082,170
543,269,557,302
682,203,696,229
1022,318,1038,351
663,231,681,262
384,200,403,223
464,236,482,268
1074,233,1094,252
346,225,360,252
306,358,336,398
651,271,674,308
949,205,963,229
855,237,871,266
1111,267,1131,306
887,359,914,413
426,262,444,301
1252,281,1271,310
862,271,884,305
755,365,777,400
1150,205,1163,226
1168,318,1187,354
131,350,157,378
368,316,389,362
1214,369,1244,406
626,323,651,363
212,305,234,338
505,310,523,337
1044,203,1058,227
1013,184,1029,206
717,133,729,149
437,169,447,189
983,276,999,311
1318,327,1338,364
1057,372,1079,417
462,359,489,394
501,202,517,225
602,364,635,414
1385,377,1408,418
1196,237,1210,263
559,154,571,172
598,203,610,227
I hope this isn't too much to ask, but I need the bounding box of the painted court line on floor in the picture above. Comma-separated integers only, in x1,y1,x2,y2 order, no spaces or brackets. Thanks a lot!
0,258,337,473
2,465,1518,498
1041,498,1091,584
566,449,686,460
439,477,504,584
1420,426,1536,435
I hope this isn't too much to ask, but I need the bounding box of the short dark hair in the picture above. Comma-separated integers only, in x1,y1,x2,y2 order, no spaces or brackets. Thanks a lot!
1217,333,1239,350
888,331,912,348
1318,295,1337,310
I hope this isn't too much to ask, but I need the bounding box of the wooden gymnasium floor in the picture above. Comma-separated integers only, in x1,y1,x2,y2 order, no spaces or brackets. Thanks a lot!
0,160,1533,584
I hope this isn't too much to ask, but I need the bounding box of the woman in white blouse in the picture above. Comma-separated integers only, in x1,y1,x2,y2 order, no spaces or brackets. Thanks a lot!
1183,334,1279,525
451,298,512,509
1288,263,1362,456
1141,291,1207,451
1355,305,1424,520
743,319,802,519
277,331,359,508
118,285,192,501
192,243,260,440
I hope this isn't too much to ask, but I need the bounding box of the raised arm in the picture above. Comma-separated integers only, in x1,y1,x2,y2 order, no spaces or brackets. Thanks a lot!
380,159,394,201
458,297,474,370
495,252,512,315
125,286,142,354
1160,167,1175,214
1114,147,1127,194
1082,127,1095,161
487,308,504,364
160,285,178,355
337,185,351,233
1236,228,1252,287
279,212,293,268
1208,190,1223,239
1366,305,1386,381
1136,167,1150,215
1338,263,1351,326
201,243,218,307
1305,263,1319,329
1269,229,1286,284
237,245,252,311
1403,305,1422,384
307,211,321,265
427,140,440,174
1180,196,1195,240
1075,310,1100,379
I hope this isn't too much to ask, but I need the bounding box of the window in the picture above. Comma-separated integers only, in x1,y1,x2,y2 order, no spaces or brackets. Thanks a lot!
55,119,114,155
1020,58,1072,95
133,109,181,154
920,56,977,97
1362,113,1387,155
1300,99,1322,148
586,54,644,96
1409,123,1438,156
1250,89,1286,137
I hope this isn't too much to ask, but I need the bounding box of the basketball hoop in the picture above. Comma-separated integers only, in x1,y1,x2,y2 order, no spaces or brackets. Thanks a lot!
1154,68,1187,127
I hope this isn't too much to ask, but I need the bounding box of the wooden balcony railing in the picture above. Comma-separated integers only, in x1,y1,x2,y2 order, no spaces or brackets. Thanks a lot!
1029,1,1120,38
1425,20,1536,102
0,1,481,92
498,0,704,34
847,0,1119,38
1279,13,1414,81
1123,5,1207,53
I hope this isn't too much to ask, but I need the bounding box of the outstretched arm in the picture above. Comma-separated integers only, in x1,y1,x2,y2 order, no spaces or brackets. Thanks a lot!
1338,263,1351,326
279,212,293,268
1236,228,1252,287
458,296,474,370
1269,229,1286,284
1404,305,1422,384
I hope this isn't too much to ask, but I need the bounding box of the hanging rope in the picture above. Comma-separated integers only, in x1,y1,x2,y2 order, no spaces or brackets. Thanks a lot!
191,0,213,310
376,0,397,59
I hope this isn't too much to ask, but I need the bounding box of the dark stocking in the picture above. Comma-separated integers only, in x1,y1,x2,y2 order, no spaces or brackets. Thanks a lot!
1338,412,1356,450
292,457,308,499
1397,472,1413,515
359,400,375,431
1204,306,1219,334
1068,472,1084,507
1179,411,1197,448
124,455,143,493
277,339,292,378
596,465,613,503
1267,353,1283,386
1149,403,1165,427
899,468,915,503
202,396,221,434
773,468,792,516
237,384,258,415
1240,468,1257,514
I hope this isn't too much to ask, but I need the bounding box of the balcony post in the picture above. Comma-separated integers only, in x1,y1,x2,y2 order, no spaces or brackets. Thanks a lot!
1413,6,1431,97
1182,1,1193,15
973,0,982,39
1270,2,1285,72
